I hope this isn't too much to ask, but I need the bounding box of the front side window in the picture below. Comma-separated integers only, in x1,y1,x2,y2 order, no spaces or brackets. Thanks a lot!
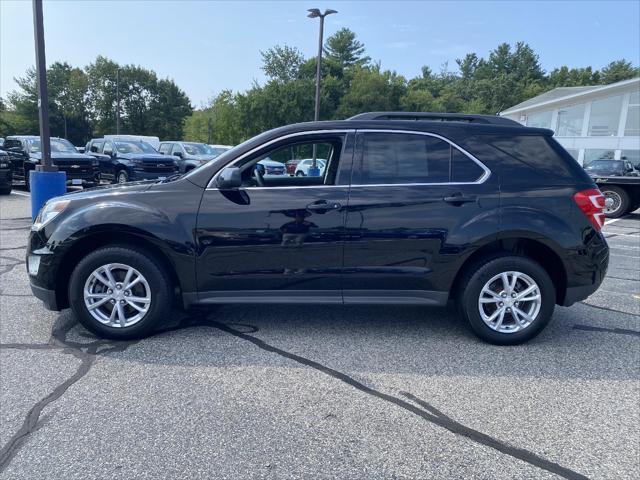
621,149,640,168
584,149,615,165
588,95,623,136
158,143,172,155
28,138,77,154
170,144,183,156
236,136,344,188
358,132,484,185
556,104,585,137
624,90,639,137
103,141,114,155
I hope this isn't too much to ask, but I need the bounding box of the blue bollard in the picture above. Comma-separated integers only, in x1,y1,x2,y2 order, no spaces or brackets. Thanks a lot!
308,165,321,177
30,170,67,220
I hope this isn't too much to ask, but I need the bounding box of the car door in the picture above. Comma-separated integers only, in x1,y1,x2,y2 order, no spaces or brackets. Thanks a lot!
5,139,26,180
195,131,354,303
342,130,500,304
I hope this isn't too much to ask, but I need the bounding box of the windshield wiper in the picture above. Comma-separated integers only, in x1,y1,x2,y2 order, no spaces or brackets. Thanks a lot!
157,173,183,183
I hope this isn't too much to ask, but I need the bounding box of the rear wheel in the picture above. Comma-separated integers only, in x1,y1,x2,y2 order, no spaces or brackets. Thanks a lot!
458,255,555,345
0,185,11,195
68,246,172,339
602,186,630,218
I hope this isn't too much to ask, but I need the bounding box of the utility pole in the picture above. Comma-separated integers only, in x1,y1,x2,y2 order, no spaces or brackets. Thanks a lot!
307,8,337,176
30,0,66,219
208,117,212,144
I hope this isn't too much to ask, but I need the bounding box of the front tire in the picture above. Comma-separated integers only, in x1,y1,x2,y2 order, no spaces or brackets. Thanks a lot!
296,171,305,176
116,170,129,184
602,186,630,218
0,185,11,195
68,246,172,339
458,255,555,345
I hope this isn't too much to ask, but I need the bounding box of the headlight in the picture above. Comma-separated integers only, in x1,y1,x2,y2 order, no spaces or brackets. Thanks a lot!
0,162,8,168
32,200,70,231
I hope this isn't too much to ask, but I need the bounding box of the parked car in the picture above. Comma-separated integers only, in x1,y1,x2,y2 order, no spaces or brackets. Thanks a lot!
294,158,327,176
0,138,5,149
85,138,179,184
257,157,286,176
584,159,639,177
4,136,99,189
158,141,218,173
0,150,12,194
27,112,608,345
208,144,233,157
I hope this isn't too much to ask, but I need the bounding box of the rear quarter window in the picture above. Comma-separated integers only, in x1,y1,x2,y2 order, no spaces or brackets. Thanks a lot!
462,134,591,185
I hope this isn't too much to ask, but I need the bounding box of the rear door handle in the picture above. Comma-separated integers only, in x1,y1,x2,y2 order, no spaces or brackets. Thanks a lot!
306,200,341,211
443,194,477,205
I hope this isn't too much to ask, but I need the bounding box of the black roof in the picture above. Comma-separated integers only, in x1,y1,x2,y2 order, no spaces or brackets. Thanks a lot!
348,111,520,126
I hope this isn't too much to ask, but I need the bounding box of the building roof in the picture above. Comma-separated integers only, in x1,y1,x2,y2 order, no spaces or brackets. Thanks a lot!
500,77,640,116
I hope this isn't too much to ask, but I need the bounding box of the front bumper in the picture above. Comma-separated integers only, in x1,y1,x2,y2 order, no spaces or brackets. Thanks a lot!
0,169,12,185
30,283,60,311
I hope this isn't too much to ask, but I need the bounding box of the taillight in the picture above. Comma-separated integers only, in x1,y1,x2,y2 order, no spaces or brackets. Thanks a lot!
573,188,605,231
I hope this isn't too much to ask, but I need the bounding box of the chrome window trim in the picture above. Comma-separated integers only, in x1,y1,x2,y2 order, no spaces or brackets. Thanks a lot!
206,128,491,190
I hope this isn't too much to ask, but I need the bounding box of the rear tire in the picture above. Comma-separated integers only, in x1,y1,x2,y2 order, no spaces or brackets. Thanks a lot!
68,246,172,339
0,185,11,195
602,186,630,218
457,255,555,345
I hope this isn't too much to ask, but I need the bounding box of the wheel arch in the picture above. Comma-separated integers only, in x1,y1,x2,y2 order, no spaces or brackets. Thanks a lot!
54,227,182,310
450,235,568,305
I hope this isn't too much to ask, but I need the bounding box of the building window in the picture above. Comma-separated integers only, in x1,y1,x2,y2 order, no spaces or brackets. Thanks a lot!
556,104,585,137
621,149,640,168
526,111,553,129
565,148,580,162
588,95,623,136
624,90,640,137
584,149,615,165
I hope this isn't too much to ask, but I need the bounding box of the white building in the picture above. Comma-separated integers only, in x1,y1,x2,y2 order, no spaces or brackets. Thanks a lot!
500,77,640,166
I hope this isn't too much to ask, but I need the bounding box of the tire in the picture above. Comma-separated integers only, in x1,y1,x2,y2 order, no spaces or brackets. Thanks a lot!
601,186,630,218
0,185,11,195
457,255,555,345
68,246,172,339
296,171,305,176
25,170,32,192
116,170,129,184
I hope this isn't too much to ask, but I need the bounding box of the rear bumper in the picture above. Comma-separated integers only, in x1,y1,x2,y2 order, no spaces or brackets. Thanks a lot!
30,283,60,311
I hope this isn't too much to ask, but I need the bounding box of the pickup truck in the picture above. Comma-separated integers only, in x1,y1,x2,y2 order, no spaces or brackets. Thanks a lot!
592,176,640,218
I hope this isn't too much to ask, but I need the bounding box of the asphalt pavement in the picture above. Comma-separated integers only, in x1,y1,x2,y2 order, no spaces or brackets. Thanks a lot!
0,190,638,479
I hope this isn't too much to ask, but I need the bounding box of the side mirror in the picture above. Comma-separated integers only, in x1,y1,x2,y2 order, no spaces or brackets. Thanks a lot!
173,151,183,158
90,146,99,153
216,167,241,189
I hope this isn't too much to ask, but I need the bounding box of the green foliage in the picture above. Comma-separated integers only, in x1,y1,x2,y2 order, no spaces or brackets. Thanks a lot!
260,45,305,82
323,28,370,69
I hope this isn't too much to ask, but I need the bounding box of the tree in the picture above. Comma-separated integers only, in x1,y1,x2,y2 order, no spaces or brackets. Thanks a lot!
337,65,406,117
260,45,304,82
324,28,370,69
599,60,640,85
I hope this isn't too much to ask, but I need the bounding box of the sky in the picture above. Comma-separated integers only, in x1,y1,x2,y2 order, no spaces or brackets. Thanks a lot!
1,0,639,107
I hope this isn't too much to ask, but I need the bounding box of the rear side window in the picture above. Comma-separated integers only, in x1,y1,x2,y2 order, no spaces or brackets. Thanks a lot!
358,132,485,185
468,134,589,185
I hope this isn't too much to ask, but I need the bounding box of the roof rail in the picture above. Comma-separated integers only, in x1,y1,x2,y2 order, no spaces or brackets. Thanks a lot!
347,111,520,126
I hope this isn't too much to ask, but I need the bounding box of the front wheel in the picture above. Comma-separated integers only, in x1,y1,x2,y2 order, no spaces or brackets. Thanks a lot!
602,186,630,218
295,171,305,177
116,170,129,184
458,255,555,345
0,185,11,195
68,246,173,339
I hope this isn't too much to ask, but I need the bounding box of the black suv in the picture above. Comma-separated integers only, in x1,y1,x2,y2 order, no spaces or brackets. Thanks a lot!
158,141,220,173
0,150,12,194
85,138,178,183
4,136,99,189
27,113,609,344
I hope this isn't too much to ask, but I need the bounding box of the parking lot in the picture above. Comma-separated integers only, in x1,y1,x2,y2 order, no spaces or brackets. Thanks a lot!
0,190,638,479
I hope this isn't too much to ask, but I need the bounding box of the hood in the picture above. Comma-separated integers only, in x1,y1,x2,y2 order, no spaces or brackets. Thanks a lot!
190,154,217,162
31,152,95,162
120,153,175,162
63,180,156,201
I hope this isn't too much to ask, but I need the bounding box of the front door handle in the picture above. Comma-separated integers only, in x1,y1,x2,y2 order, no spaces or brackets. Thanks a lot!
443,194,477,205
306,200,342,211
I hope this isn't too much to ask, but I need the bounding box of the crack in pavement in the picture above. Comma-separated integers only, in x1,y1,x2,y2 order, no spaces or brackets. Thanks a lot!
207,320,589,480
579,301,639,316
573,324,640,337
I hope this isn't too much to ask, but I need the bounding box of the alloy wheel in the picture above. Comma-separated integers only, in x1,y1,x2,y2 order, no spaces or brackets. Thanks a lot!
83,263,151,328
478,271,541,333
603,191,622,215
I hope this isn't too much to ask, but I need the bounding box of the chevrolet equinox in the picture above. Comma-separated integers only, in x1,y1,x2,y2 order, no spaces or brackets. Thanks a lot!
27,112,609,344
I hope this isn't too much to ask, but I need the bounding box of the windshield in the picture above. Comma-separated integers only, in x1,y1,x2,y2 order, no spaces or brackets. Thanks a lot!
183,143,211,155
28,138,77,154
586,160,623,170
115,141,156,154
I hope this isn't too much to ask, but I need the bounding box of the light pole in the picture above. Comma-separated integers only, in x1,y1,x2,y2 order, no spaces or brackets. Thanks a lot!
307,8,336,176
116,68,121,134
30,0,66,219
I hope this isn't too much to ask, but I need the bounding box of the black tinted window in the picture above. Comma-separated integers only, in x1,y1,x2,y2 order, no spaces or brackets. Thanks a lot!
360,133,484,184
361,133,449,184
451,147,484,182
5,139,23,150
